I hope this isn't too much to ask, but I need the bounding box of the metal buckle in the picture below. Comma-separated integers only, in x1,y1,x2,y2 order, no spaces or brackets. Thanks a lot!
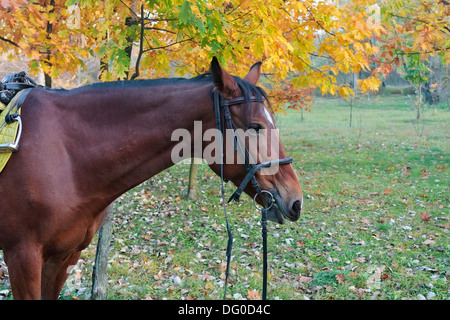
253,190,275,211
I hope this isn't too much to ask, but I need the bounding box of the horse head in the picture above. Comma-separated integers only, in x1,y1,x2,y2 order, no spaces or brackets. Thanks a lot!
209,58,303,224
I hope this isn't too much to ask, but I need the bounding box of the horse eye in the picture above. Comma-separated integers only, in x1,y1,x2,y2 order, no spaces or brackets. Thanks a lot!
248,123,263,134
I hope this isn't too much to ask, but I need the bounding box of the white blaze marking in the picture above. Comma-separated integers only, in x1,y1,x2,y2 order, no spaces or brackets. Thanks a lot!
263,107,274,127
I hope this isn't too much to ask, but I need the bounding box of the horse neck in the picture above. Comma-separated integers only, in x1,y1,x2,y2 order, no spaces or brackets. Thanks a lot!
69,82,215,201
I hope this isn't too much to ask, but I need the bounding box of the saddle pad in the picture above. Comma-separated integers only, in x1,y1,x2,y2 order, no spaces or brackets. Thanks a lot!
0,101,21,173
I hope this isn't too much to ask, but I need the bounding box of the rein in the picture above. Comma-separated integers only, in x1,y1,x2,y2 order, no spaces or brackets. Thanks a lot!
212,89,293,300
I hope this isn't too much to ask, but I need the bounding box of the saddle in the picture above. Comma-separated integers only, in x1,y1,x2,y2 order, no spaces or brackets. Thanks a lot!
0,71,36,173
0,71,37,106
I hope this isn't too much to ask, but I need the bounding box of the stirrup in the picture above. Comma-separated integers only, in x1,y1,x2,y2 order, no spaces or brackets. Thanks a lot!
0,114,22,153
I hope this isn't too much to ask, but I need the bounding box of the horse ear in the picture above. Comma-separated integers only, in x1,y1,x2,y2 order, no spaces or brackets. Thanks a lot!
243,62,262,85
210,57,239,98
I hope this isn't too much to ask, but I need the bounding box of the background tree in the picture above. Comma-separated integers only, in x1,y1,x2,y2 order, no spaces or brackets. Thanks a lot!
2,0,385,108
0,0,90,87
378,0,449,110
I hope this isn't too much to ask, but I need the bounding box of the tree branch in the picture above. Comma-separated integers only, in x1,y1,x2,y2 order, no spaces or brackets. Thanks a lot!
144,17,178,22
225,2,243,15
120,0,139,19
144,27,176,34
401,46,450,56
388,12,450,35
142,38,193,53
0,36,20,48
304,3,335,36
130,5,144,81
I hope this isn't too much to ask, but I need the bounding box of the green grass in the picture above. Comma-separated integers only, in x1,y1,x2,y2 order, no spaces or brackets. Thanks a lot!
0,95,448,300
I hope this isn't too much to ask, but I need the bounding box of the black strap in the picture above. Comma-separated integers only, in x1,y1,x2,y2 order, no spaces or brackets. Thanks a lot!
220,96,264,107
4,88,33,123
214,90,234,299
5,113,19,124
261,207,268,300
4,83,36,90
228,157,293,203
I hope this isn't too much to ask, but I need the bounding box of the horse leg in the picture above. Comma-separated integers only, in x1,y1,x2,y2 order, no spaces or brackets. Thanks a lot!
41,209,108,300
3,243,44,300
41,251,82,300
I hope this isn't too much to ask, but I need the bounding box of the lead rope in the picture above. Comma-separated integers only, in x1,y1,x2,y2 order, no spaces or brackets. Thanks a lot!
261,207,268,300
221,163,233,300
253,190,275,300
213,90,234,299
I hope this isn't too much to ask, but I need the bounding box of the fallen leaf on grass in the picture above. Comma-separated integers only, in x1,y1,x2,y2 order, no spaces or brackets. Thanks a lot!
299,276,312,283
349,286,368,300
205,282,215,291
335,274,345,284
420,212,431,222
247,289,261,300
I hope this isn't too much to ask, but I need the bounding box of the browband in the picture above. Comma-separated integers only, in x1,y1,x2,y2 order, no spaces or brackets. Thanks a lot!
219,96,265,107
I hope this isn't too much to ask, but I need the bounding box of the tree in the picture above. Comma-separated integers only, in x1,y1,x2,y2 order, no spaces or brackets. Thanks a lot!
380,0,449,64
2,0,385,109
377,0,449,122
0,0,90,87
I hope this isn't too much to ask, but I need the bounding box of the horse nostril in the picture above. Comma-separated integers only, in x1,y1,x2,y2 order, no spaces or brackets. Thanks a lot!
292,199,302,214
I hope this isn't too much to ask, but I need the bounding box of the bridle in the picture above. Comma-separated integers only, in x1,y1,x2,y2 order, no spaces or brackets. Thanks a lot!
212,88,293,300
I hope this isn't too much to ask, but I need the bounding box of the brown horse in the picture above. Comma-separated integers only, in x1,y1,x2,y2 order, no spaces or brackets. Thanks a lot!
0,58,302,299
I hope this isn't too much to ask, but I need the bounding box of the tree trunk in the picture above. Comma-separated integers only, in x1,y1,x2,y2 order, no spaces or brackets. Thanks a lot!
124,0,139,80
349,98,353,128
416,84,422,121
350,72,357,128
186,158,199,200
44,73,52,88
91,205,114,300
43,0,55,89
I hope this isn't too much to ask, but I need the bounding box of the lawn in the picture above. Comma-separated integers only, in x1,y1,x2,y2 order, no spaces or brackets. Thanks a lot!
0,95,448,300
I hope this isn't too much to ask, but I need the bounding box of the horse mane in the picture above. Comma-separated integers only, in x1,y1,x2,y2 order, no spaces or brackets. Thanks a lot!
66,72,271,109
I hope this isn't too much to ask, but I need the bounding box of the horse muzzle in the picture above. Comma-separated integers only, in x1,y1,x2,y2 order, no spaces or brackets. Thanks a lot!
254,190,302,224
